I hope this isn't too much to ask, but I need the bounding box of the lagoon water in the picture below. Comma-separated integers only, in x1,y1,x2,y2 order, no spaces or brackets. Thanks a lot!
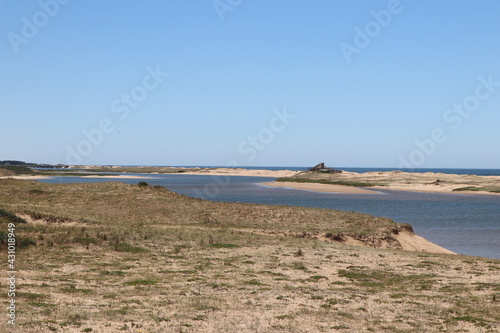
41,170,500,259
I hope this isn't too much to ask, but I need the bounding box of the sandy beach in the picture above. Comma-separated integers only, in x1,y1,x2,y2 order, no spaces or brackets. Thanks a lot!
260,181,379,194
0,175,52,180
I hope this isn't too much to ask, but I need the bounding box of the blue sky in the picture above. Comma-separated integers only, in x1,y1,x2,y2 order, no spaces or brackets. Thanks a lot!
1,0,499,168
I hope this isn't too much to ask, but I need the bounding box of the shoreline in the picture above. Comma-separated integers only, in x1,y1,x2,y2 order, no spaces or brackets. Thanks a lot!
259,181,500,196
0,175,155,180
260,181,380,194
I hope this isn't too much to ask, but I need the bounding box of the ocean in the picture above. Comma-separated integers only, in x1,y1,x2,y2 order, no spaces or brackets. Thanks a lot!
40,167,500,259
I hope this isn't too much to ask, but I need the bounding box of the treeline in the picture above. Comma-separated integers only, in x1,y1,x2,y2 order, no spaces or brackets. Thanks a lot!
0,160,34,166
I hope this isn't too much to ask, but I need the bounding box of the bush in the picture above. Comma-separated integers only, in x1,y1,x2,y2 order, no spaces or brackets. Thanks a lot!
0,209,27,224
137,182,149,187
18,237,36,249
0,232,36,250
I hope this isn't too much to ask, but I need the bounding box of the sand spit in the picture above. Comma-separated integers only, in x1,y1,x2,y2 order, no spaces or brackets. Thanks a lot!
179,168,301,178
70,166,301,178
79,175,154,179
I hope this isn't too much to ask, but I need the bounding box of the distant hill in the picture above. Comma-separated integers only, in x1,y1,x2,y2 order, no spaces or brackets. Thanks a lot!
0,160,34,166
0,161,67,169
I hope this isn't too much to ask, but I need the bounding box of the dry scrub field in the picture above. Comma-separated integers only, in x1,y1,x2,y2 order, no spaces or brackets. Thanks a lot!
0,179,498,332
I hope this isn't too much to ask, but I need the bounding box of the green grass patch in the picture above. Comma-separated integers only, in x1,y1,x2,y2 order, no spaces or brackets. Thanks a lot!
17,292,48,299
450,316,490,328
210,243,240,248
123,279,157,286
113,242,149,253
453,186,500,193
60,286,93,294
338,268,436,291
276,314,295,320
308,275,328,282
243,279,266,286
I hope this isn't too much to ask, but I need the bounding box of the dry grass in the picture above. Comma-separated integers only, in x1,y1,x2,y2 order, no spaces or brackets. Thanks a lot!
0,168,16,177
0,179,498,332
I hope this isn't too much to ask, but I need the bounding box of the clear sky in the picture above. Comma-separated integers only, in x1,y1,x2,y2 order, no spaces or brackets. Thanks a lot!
1,0,500,168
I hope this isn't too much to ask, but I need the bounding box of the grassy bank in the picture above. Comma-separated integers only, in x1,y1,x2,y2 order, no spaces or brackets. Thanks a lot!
453,186,500,193
0,179,498,332
275,177,384,187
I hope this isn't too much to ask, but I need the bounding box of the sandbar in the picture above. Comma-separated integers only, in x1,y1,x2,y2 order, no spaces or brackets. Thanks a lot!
79,175,154,179
179,168,300,178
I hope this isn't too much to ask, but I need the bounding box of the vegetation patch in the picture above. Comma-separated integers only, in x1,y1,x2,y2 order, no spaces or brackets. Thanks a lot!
243,279,266,286
210,243,240,249
123,279,157,286
338,268,436,291
0,209,27,224
453,186,500,193
113,242,149,253
450,316,491,328
276,177,383,187
0,166,34,175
